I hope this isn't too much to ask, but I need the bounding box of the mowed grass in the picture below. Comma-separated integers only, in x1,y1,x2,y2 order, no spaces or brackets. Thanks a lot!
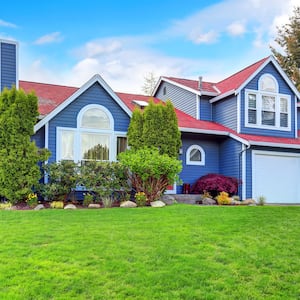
0,205,299,299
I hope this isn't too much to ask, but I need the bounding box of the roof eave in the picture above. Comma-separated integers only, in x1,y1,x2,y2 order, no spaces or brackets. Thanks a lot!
249,140,300,149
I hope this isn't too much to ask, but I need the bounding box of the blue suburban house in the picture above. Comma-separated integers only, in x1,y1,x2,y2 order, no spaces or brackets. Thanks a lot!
1,39,300,203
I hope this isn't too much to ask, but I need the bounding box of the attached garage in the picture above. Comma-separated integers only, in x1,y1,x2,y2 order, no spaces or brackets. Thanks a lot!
252,150,300,203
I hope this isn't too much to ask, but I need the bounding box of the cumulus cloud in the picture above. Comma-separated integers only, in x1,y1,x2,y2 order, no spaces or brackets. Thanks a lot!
34,32,63,45
0,19,17,28
226,21,246,36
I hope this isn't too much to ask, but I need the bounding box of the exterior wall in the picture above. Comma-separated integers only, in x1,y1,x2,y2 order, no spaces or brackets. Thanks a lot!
155,82,197,118
47,82,130,163
32,127,45,149
240,62,296,138
0,41,17,91
200,95,212,121
245,145,300,199
212,95,237,130
177,133,220,193
219,138,242,197
298,108,300,130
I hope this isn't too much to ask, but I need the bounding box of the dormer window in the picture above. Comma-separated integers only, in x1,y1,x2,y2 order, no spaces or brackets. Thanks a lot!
245,74,291,131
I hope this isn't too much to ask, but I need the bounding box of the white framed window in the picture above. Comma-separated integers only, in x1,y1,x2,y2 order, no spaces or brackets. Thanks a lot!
245,74,291,131
57,105,117,162
186,145,205,165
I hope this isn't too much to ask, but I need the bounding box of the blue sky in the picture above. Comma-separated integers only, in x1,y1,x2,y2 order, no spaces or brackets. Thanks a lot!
0,0,297,93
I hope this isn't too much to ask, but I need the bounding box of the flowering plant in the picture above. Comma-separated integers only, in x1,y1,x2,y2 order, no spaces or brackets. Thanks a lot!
26,193,38,208
135,191,147,206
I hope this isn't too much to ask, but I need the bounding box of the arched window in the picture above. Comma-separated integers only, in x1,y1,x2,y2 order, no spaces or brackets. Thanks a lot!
259,74,278,93
81,108,111,129
186,145,205,165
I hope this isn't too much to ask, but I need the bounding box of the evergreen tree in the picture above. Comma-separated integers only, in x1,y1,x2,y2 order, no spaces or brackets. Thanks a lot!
271,6,300,90
127,107,144,151
0,87,50,203
127,99,181,158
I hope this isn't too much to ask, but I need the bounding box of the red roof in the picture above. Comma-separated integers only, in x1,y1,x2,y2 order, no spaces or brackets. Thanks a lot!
19,80,78,116
164,56,270,97
164,77,217,94
215,56,269,94
117,92,232,133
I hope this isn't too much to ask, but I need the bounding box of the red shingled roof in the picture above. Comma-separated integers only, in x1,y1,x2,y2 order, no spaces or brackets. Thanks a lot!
117,92,232,133
164,56,270,97
215,56,269,94
19,80,78,116
164,77,217,94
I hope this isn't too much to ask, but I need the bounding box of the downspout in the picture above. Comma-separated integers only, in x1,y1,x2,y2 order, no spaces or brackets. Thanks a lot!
239,143,250,200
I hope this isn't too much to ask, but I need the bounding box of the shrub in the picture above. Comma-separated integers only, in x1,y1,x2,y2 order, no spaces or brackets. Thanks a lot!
102,197,113,208
191,173,240,197
83,193,94,207
258,195,266,206
119,147,182,203
216,191,231,205
26,193,38,208
135,192,147,206
0,202,12,210
50,201,64,209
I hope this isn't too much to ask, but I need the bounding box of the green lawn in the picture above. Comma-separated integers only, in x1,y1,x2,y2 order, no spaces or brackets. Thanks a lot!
0,205,299,299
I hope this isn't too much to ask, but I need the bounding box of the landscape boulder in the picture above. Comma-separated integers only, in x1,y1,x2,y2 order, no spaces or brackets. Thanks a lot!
64,204,77,210
120,201,137,208
34,204,45,210
150,200,166,208
202,197,217,205
160,195,177,205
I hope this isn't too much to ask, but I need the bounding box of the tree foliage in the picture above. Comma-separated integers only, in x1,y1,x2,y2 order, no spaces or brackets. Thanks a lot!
0,87,50,203
141,72,157,96
127,99,181,158
271,6,300,90
119,147,182,202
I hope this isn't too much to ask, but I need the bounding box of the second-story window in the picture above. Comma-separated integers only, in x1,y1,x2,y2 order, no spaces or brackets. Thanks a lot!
245,74,291,131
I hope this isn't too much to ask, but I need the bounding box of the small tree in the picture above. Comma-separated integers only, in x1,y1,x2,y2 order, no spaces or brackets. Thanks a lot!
271,6,300,90
0,87,50,204
119,147,182,202
141,72,158,96
127,100,181,158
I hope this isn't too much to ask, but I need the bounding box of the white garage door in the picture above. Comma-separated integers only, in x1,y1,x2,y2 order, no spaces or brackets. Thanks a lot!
252,151,300,203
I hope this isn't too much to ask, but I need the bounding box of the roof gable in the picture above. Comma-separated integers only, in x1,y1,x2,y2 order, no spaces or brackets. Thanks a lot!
31,74,132,133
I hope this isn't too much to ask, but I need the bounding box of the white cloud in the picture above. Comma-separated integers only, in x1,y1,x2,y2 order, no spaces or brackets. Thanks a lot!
0,19,17,28
190,30,219,44
34,32,63,45
227,21,246,36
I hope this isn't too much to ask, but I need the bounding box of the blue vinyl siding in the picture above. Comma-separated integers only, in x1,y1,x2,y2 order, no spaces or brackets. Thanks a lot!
200,95,212,121
240,62,296,138
212,95,237,130
48,82,130,162
219,138,242,197
0,41,17,91
245,146,300,199
32,127,45,149
178,134,220,193
155,82,197,118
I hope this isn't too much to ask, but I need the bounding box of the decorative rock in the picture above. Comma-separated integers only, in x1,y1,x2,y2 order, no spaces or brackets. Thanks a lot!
120,201,137,208
34,204,45,210
150,200,166,208
232,200,241,205
242,199,257,205
64,204,77,210
160,195,177,205
202,197,217,205
88,203,101,209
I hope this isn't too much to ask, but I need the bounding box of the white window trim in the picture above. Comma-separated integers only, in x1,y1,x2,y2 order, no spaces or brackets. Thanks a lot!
186,145,205,166
77,104,114,130
56,105,117,162
245,89,291,131
258,73,278,92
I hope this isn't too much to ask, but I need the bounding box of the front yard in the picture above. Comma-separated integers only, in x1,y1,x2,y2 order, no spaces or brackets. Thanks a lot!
0,205,299,299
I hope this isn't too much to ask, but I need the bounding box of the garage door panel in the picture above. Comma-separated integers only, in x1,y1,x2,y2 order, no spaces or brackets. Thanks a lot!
253,152,300,203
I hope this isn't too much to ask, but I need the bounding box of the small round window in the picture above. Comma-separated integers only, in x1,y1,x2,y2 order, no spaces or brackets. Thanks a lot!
186,145,205,165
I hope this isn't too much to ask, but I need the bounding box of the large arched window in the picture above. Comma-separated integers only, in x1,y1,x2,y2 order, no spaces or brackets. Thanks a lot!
186,145,205,165
57,104,123,162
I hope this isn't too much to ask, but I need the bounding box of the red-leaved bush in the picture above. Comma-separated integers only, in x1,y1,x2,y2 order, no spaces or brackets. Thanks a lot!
190,173,241,196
